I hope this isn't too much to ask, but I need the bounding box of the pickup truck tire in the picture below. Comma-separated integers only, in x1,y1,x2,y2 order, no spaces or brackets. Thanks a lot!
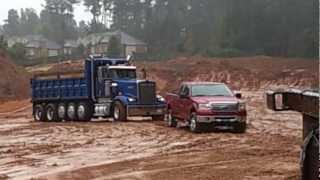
45,103,59,122
77,102,92,122
34,104,46,122
234,123,246,133
67,103,77,121
152,115,165,121
57,103,66,121
189,113,202,133
113,101,127,121
167,109,177,127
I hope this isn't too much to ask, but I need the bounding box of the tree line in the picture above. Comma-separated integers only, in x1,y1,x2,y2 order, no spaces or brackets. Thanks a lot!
1,0,318,58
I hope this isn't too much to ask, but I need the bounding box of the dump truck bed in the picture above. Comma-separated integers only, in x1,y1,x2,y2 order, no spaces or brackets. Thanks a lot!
31,76,90,101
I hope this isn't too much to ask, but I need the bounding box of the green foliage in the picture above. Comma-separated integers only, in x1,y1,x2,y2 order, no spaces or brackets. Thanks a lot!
107,35,121,57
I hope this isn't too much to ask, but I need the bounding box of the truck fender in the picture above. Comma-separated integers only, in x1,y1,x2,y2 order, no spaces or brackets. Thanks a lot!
114,96,129,106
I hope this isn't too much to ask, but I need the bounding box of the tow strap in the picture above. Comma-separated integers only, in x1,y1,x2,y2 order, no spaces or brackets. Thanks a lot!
300,128,319,177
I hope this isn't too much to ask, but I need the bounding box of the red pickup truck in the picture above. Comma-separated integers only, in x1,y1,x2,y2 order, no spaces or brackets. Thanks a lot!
165,82,247,133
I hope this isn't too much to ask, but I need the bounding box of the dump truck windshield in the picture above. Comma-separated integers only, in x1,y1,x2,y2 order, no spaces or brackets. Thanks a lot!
191,84,233,97
110,69,137,79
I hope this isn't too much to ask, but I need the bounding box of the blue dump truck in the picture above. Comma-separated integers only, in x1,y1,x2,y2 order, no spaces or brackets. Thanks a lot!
31,55,166,122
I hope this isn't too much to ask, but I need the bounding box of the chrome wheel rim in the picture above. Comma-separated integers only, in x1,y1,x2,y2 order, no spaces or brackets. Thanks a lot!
67,105,75,119
35,109,41,121
47,107,54,121
190,118,197,131
77,105,85,119
114,106,120,120
58,105,65,119
167,111,173,126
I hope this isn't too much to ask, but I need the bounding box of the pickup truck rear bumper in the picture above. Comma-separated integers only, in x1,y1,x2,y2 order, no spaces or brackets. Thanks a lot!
127,104,166,116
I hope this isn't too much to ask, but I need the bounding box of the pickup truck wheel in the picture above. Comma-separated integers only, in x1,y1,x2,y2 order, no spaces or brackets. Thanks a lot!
167,110,177,127
34,104,46,122
189,113,201,133
67,103,77,121
77,102,92,122
234,123,247,133
113,102,127,121
45,104,59,122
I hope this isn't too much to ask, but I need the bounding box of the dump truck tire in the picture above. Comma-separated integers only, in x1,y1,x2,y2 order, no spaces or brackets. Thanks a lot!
45,103,59,122
77,102,93,122
67,103,77,121
34,104,46,122
113,101,127,121
57,103,66,121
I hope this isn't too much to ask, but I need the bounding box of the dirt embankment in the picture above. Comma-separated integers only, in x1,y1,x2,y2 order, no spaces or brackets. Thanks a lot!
0,51,30,101
136,56,318,94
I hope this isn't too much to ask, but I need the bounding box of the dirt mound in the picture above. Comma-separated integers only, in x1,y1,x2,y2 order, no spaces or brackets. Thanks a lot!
136,56,318,94
0,50,30,101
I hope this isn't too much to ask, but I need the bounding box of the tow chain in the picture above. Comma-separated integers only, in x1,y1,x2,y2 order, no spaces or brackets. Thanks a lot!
300,128,319,177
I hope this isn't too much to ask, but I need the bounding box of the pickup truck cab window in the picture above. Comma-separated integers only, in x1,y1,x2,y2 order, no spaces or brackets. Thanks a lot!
191,84,233,97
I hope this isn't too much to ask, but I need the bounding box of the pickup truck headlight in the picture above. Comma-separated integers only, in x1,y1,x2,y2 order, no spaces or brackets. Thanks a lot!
156,95,165,102
128,97,137,102
199,103,211,109
238,102,246,111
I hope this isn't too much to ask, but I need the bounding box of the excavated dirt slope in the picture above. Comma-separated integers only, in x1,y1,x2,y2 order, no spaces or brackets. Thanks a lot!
0,51,30,101
0,56,318,179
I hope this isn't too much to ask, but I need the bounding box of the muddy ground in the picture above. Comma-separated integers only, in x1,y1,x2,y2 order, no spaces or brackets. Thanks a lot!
0,91,303,180
0,56,317,180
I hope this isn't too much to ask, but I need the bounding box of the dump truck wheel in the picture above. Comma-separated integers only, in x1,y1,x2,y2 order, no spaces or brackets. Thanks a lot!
57,103,66,121
34,104,46,122
77,102,93,122
67,103,77,121
45,103,59,122
113,101,127,121
189,113,201,133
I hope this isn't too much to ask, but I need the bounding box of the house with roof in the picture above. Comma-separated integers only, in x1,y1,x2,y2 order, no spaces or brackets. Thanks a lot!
7,35,62,59
78,31,147,56
64,40,78,56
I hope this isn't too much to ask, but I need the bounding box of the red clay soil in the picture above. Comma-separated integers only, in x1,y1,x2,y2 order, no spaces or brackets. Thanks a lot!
136,56,318,94
0,50,30,101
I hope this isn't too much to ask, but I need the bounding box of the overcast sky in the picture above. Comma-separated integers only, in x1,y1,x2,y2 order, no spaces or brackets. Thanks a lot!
0,0,92,25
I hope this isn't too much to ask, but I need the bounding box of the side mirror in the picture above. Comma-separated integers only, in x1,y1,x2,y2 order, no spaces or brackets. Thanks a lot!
235,92,242,99
180,93,188,99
